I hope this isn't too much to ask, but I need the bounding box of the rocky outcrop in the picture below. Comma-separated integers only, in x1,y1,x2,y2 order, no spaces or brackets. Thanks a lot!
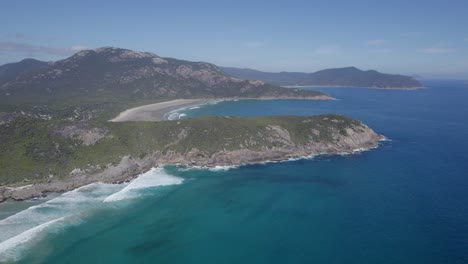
0,156,155,202
49,123,109,146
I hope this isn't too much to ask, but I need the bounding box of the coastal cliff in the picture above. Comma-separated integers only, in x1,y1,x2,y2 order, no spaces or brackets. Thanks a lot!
0,114,382,202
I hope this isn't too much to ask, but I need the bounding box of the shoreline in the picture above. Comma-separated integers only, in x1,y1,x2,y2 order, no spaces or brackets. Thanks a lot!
109,95,333,122
0,132,384,203
109,99,215,122
176,136,388,171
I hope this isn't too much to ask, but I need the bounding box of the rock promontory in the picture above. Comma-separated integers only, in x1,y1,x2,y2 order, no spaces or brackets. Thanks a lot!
0,114,382,202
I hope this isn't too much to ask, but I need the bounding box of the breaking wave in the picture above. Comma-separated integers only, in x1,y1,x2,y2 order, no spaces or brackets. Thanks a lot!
103,167,183,202
0,167,183,262
165,100,224,120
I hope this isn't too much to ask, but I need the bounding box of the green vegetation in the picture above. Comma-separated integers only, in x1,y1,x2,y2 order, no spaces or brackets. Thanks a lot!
0,114,362,185
0,47,327,111
0,47,329,124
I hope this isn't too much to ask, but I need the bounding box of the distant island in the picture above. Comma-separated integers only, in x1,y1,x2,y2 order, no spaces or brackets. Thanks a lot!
222,66,423,89
0,114,382,202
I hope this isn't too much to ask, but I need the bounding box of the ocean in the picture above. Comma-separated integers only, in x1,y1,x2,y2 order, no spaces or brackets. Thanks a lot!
1,80,467,263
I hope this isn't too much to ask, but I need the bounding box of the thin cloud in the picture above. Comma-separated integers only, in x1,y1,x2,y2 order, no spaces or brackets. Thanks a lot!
371,48,393,53
367,39,387,46
315,45,339,55
71,45,89,51
0,42,89,56
243,41,265,48
419,48,454,54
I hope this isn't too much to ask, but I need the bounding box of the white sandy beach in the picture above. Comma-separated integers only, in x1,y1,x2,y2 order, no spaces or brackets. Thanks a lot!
109,95,332,122
109,99,215,122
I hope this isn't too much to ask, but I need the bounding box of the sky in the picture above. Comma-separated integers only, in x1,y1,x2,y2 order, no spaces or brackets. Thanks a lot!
1,0,467,78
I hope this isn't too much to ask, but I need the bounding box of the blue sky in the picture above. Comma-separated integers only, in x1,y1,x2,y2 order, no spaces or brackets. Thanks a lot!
1,0,467,78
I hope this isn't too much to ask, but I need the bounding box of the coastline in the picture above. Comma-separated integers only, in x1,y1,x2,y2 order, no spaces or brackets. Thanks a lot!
1,95,376,203
0,130,383,203
110,95,333,122
109,99,215,122
0,136,383,203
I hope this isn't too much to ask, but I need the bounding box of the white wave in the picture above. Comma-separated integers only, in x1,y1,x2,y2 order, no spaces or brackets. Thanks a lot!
352,144,380,153
0,217,65,262
207,165,239,171
0,183,121,262
206,100,224,105
175,165,239,172
165,100,225,120
103,167,183,203
379,136,392,142
0,168,185,261
165,104,195,120
166,111,188,120
253,154,319,166
166,111,181,120
0,183,120,244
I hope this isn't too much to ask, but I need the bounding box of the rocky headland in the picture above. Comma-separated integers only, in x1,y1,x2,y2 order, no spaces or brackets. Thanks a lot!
0,114,382,202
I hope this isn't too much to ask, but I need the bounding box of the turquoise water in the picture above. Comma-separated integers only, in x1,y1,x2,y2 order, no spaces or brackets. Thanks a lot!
1,80,468,263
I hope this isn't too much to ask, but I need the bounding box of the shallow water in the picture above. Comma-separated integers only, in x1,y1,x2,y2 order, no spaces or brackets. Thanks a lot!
2,80,468,263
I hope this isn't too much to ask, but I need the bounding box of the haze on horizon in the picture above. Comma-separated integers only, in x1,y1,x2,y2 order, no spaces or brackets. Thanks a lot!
1,0,467,79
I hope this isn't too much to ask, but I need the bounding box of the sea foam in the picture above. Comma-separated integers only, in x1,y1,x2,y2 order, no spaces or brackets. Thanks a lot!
103,167,183,202
0,182,119,262
0,167,183,261
176,165,239,172
0,217,65,262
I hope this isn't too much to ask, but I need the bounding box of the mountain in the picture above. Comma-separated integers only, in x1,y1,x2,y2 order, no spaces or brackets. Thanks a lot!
221,66,423,89
0,47,328,105
0,58,48,83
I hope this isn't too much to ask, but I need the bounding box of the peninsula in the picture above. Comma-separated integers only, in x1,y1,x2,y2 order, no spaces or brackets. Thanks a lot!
0,114,382,202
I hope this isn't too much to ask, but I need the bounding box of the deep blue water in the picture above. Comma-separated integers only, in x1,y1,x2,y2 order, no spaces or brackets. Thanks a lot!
1,80,467,263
